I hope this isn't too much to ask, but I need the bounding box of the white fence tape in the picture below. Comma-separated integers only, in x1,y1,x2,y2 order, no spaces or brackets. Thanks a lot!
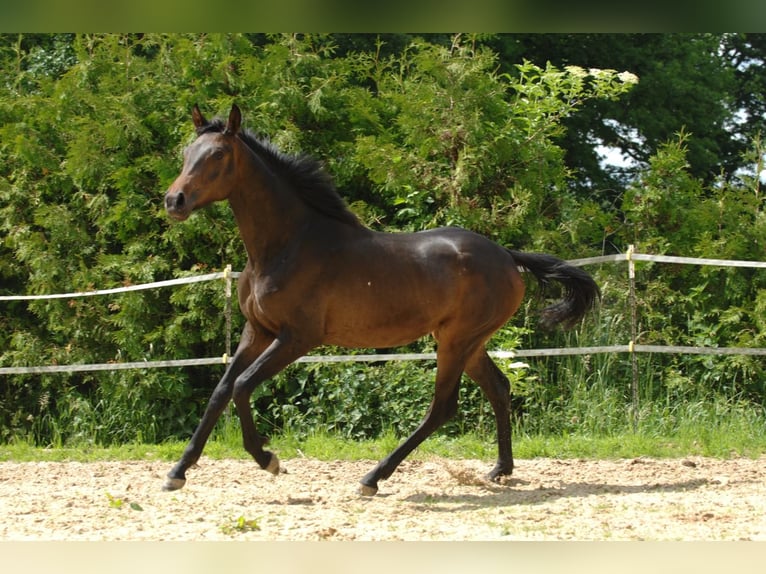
0,357,227,375
631,253,766,268
1,251,764,375
0,351,530,376
0,271,239,301
633,344,766,356
5,342,766,376
567,252,766,269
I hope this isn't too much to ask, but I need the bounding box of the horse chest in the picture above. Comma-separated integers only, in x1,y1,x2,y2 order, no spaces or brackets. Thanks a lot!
238,273,315,334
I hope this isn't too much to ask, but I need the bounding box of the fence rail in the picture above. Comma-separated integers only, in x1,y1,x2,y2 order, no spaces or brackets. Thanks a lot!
0,352,530,376
1,249,765,380
0,271,234,302
567,252,766,268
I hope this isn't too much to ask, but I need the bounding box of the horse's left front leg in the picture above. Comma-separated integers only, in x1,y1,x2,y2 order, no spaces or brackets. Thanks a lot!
163,324,269,491
231,332,312,477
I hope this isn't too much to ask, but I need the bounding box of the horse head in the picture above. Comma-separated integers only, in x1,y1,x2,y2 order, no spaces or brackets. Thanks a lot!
164,104,243,221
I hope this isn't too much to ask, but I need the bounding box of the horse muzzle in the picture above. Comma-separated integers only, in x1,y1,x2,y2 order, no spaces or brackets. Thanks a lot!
164,189,192,221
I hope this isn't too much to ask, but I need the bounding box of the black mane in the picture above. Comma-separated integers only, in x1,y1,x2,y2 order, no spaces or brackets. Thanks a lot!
199,118,361,227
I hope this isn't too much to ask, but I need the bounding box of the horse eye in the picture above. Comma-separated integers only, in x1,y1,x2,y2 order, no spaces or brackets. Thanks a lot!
212,150,225,160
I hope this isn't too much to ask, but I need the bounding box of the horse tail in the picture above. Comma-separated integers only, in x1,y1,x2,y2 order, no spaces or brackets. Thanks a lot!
507,249,601,330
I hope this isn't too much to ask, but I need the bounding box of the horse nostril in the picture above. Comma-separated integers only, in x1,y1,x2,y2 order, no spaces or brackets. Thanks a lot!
166,190,186,211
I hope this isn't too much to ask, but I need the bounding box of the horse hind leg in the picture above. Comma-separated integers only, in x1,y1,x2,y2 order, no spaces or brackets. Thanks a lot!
359,380,462,496
464,350,514,481
359,347,467,496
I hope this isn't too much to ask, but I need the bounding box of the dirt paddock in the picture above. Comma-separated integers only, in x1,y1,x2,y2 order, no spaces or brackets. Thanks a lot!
1,455,765,541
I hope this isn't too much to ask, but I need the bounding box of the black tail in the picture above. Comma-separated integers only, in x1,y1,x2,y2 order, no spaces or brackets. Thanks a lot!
508,249,600,330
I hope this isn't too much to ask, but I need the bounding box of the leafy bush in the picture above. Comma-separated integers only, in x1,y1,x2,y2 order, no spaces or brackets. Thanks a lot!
1,33,764,447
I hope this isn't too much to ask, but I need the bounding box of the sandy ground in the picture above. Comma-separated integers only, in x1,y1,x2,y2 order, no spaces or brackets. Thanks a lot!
1,455,765,541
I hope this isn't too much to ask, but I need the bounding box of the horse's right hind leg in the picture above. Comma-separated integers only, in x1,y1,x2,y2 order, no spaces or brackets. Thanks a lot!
465,350,514,481
359,349,466,496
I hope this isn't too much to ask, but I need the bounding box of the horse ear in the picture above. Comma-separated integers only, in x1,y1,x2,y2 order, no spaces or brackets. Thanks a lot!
192,104,207,130
224,104,241,135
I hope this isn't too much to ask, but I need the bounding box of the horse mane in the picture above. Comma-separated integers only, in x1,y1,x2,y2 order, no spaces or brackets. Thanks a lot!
199,118,362,227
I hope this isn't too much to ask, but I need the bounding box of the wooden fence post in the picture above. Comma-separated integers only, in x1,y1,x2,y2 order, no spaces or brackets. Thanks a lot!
224,264,232,362
628,245,639,432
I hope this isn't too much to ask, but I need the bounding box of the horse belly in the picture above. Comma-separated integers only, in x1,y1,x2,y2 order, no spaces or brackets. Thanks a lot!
322,292,439,348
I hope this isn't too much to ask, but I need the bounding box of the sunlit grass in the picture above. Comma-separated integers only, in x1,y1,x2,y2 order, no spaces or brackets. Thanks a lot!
4,382,765,463
3,423,764,463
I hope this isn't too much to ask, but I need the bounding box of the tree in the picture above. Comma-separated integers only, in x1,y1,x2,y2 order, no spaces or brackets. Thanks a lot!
492,34,741,197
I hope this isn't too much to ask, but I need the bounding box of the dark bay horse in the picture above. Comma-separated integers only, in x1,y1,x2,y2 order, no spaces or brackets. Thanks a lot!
163,104,600,495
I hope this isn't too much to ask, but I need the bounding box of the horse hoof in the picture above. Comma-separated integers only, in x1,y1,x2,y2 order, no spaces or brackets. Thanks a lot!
162,477,186,491
265,453,281,475
358,483,378,497
487,462,513,482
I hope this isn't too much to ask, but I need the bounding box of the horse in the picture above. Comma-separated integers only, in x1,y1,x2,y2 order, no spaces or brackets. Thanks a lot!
162,104,600,496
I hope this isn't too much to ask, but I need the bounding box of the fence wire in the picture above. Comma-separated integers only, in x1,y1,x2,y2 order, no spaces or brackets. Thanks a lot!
1,250,765,378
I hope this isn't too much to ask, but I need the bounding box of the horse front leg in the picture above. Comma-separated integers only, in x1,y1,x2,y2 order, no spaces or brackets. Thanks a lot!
163,324,269,491
231,332,312,478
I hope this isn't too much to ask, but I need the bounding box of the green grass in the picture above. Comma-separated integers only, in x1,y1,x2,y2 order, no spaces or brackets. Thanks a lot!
2,425,764,463
4,390,766,463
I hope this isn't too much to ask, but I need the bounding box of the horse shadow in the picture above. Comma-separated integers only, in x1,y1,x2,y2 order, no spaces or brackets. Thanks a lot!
399,476,714,511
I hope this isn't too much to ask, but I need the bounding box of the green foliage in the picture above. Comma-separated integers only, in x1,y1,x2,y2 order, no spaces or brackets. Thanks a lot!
1,33,765,452
499,34,749,195
619,133,766,403
106,492,143,512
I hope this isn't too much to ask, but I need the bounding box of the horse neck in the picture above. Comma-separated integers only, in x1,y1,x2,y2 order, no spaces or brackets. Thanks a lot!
227,154,312,268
